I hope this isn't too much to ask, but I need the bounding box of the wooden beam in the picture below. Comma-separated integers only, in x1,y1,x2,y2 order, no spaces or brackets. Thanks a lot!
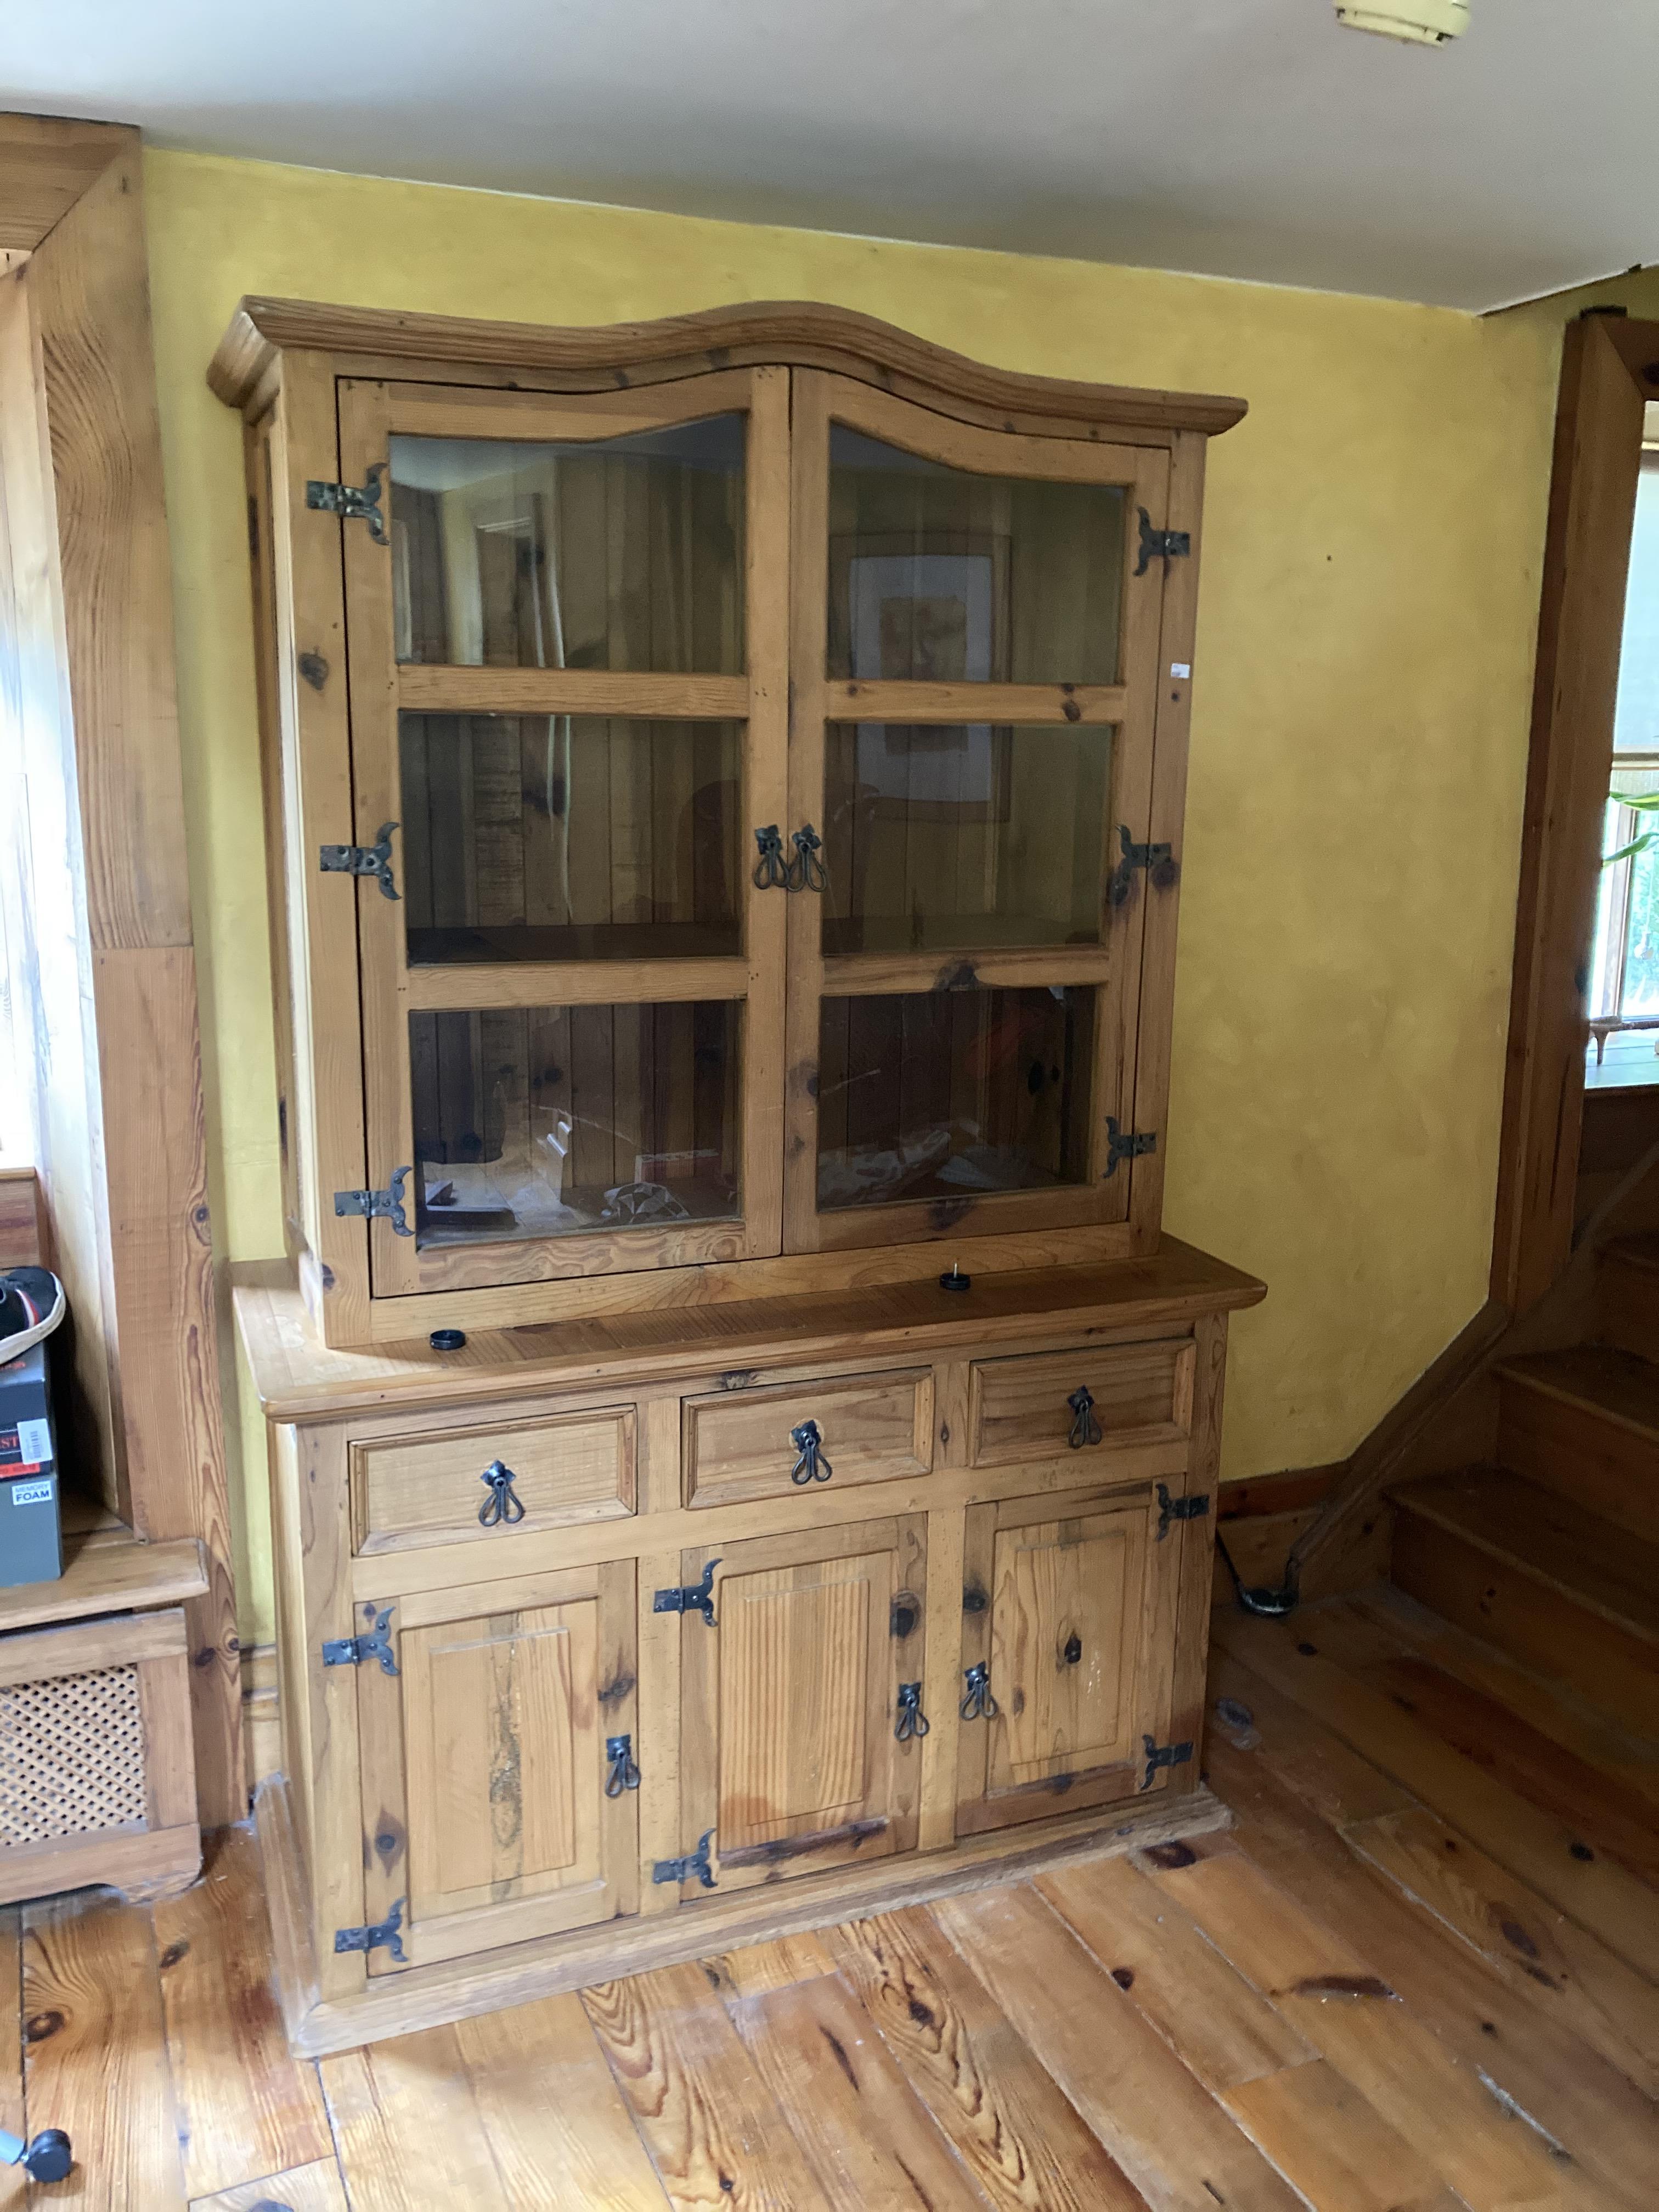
0,112,134,252
1491,313,1652,1316
0,123,241,1822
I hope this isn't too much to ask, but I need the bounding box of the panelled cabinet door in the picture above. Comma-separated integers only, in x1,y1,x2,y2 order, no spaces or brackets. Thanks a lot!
955,1485,1184,1836
783,371,1177,1256
333,370,791,1300
352,1561,639,1972
672,1516,928,1895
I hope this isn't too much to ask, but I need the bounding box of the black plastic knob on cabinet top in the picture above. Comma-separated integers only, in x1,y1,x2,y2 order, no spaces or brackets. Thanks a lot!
430,1328,466,1352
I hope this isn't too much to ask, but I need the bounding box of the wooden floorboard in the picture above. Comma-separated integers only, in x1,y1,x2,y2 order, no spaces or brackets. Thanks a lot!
825,1906,1151,2212
727,1965,991,2208
21,1891,186,2211
582,1960,831,2209
2,1584,1656,2209
0,1909,21,2212
189,2159,348,2212
153,1824,334,2199
1205,1680,1659,2209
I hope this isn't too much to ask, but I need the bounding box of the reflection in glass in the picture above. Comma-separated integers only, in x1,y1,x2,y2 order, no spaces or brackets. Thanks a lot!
816,988,1094,1210
826,427,1125,686
400,714,741,964
410,1001,741,1246
822,722,1110,956
390,416,746,670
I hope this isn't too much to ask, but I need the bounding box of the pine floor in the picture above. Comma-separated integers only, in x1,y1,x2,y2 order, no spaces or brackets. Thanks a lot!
4,1586,1657,2210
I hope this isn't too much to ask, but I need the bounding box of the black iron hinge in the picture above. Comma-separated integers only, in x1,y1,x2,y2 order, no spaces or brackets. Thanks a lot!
653,1558,720,1627
321,1604,400,1677
320,820,400,900
1107,823,1179,907
334,1165,414,1238
1141,1734,1194,1791
334,1897,406,1962
653,1830,716,1889
1135,504,1190,575
1156,1484,1211,1542
1103,1118,1156,1179
307,462,388,544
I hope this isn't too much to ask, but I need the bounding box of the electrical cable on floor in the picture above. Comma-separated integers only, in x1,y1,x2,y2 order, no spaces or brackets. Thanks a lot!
1215,1528,1302,1618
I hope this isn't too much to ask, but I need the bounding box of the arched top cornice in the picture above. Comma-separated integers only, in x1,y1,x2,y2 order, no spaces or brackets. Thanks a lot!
210,294,1246,439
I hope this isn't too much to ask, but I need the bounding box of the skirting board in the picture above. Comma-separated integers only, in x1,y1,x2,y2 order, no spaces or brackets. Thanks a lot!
254,1770,1234,2058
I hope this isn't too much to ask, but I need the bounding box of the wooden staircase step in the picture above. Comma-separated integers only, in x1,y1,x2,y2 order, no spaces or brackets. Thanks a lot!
1496,1344,1659,1544
1392,1468,1659,1737
1599,1235,1659,1361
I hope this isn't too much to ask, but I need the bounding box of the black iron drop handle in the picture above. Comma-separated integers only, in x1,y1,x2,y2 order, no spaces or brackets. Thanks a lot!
605,1734,641,1798
1067,1385,1103,1450
787,824,828,894
960,1662,999,1721
478,1459,526,1526
752,825,789,889
790,1419,833,1485
895,1681,930,1741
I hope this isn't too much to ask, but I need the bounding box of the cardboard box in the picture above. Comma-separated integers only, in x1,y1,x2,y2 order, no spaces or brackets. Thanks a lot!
0,1339,62,1586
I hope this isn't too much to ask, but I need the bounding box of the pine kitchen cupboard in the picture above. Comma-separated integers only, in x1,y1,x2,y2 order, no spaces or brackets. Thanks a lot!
219,300,1261,2054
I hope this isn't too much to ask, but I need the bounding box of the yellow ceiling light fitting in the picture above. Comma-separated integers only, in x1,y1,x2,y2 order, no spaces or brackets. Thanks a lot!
1335,0,1469,43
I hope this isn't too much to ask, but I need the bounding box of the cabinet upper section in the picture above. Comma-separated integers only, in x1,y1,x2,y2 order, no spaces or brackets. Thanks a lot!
215,299,1244,1346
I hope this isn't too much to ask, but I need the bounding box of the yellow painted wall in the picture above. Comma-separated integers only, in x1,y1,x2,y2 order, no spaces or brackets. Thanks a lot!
140,150,1564,1640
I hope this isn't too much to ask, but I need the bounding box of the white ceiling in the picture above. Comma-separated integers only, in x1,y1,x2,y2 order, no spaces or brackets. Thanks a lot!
3,0,1655,311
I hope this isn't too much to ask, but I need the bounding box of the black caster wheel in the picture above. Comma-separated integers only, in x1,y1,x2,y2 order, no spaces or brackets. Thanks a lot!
24,2130,74,2184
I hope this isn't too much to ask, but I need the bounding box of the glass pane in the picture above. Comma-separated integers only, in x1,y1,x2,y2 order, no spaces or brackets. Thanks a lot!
1615,459,1659,754
409,1000,741,1245
400,714,741,964
1589,795,1623,1021
1623,832,1659,1017
390,416,746,670
826,426,1124,686
816,988,1094,1211
821,721,1110,956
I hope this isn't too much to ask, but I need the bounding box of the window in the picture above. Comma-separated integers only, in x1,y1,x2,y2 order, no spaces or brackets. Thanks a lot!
1589,449,1659,1087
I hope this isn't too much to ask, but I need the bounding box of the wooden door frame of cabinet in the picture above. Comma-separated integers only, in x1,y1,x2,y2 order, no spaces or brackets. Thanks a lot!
328,368,792,1300
780,371,1175,1255
0,112,240,1824
217,298,1245,1347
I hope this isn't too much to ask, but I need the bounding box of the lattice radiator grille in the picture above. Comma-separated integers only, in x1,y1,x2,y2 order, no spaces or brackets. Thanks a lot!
0,1664,149,1846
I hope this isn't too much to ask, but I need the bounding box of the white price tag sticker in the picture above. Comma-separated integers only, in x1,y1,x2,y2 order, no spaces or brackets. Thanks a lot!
1170,662,1192,680
16,1419,50,1465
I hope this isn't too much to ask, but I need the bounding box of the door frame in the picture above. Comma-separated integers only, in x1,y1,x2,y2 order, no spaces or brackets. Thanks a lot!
1493,308,1659,1314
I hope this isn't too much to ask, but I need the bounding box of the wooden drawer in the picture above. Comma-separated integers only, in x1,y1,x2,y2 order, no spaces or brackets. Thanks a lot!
968,1338,1193,1468
351,1408,636,1553
683,1369,934,1509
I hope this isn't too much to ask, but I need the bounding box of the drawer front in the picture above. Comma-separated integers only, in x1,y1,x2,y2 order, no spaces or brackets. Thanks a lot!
684,1369,934,1509
968,1339,1192,1468
351,1408,636,1553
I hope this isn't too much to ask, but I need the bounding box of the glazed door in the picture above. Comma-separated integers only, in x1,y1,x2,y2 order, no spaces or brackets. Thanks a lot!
352,1561,639,1971
955,1485,1183,1835
669,1515,928,1895
334,372,789,1297
782,374,1177,1254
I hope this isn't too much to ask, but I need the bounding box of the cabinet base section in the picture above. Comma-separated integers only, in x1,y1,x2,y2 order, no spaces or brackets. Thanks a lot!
254,1771,1232,2059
